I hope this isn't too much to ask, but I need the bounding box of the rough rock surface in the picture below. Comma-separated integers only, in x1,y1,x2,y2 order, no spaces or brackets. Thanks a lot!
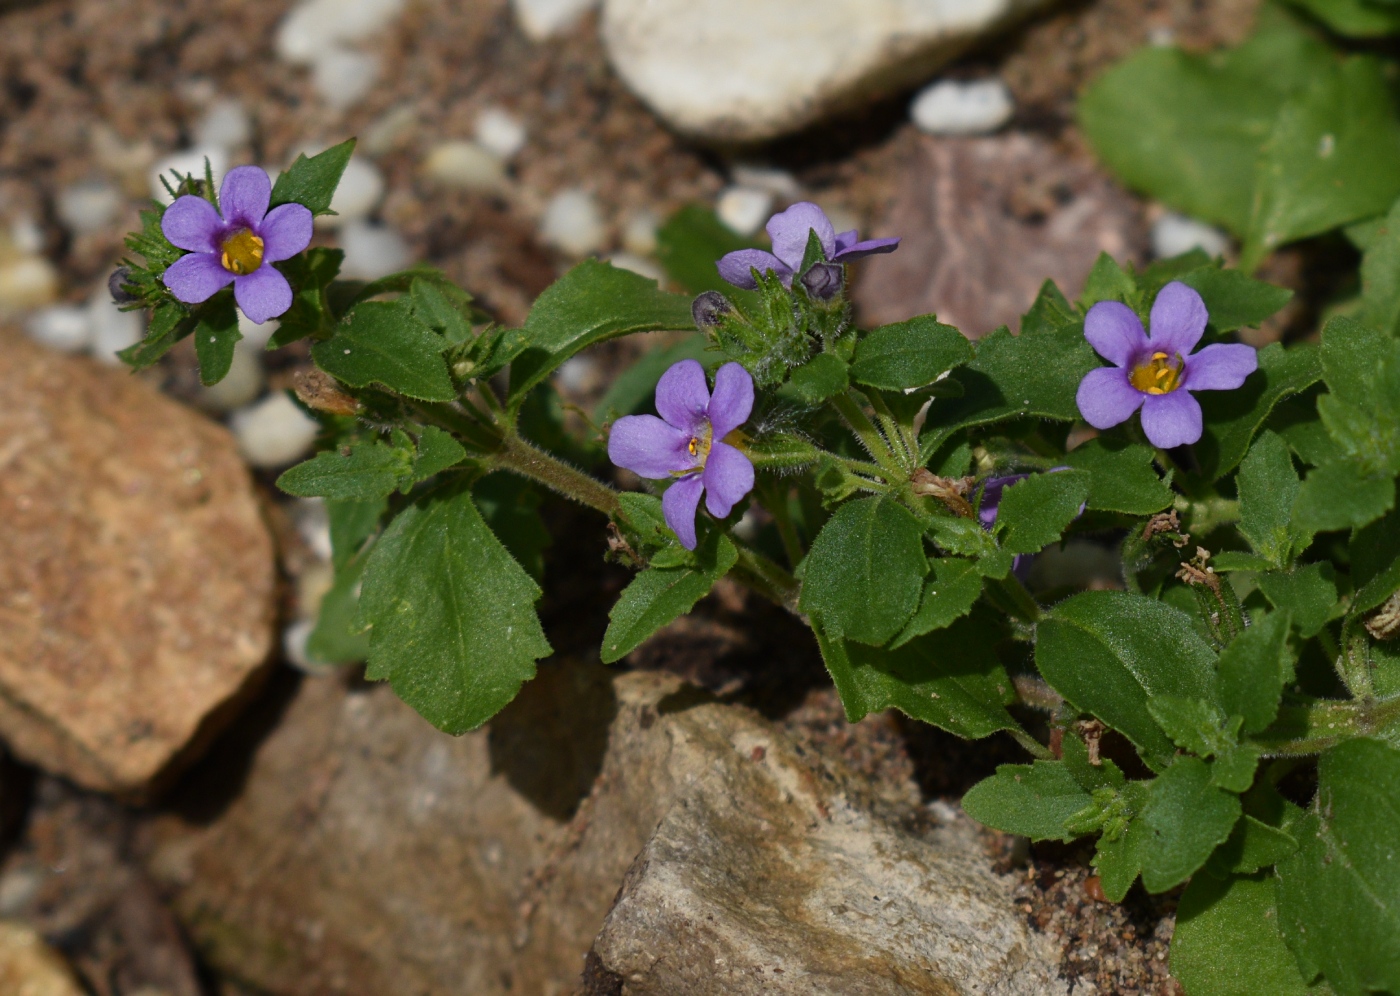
601,0,1059,142
144,664,1063,995
854,133,1146,336
0,920,84,996
0,330,276,796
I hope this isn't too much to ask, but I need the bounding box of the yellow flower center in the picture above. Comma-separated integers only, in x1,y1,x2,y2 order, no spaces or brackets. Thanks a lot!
1129,351,1183,395
675,426,713,476
220,228,265,275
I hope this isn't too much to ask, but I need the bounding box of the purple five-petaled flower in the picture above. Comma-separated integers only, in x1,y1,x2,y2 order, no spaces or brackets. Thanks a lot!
608,359,756,551
1076,281,1257,449
160,166,314,324
716,202,899,292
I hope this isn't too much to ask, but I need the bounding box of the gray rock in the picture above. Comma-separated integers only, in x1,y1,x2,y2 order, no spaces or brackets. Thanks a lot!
601,0,1058,142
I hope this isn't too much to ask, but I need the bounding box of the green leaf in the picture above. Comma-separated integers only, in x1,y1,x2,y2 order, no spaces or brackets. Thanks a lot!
655,203,761,297
1172,872,1318,996
192,294,241,386
1216,610,1294,734
1256,563,1338,639
411,425,467,482
1294,460,1396,533
1244,58,1400,269
276,441,407,501
270,138,356,215
813,614,1019,737
473,474,550,582
798,496,928,645
306,550,372,665
1147,695,1261,792
357,484,552,733
1208,815,1299,876
1196,342,1323,480
1351,507,1400,616
994,469,1091,555
410,278,474,345
1079,252,1139,309
890,557,985,647
507,260,694,405
267,247,344,348
1360,199,1400,336
1062,729,1128,792
1136,756,1242,891
961,762,1091,842
1276,738,1400,996
1020,278,1077,336
1180,266,1294,333
1062,437,1174,515
1238,430,1308,566
1283,0,1400,36
786,352,849,403
326,497,385,572
311,301,455,402
1037,591,1219,768
1313,315,1400,478
850,316,972,391
601,532,738,664
117,301,195,371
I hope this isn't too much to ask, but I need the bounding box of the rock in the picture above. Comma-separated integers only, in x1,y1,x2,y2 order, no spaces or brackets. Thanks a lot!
601,0,1057,142
229,391,321,469
621,209,660,256
24,305,91,353
514,0,599,41
55,180,123,236
540,189,607,257
338,220,412,279
275,0,406,65
316,157,385,229
730,163,801,198
854,133,1146,337
86,290,144,365
607,252,666,283
1151,211,1229,260
0,253,59,317
716,186,773,237
0,920,84,996
192,98,252,152
911,77,1015,135
193,339,265,413
145,665,1062,995
361,103,417,157
475,107,529,161
150,147,228,204
311,47,380,111
421,140,508,193
0,331,276,796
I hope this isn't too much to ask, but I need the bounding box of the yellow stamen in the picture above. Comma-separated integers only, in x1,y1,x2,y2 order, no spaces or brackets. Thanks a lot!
1129,351,1183,395
220,228,265,275
673,427,712,477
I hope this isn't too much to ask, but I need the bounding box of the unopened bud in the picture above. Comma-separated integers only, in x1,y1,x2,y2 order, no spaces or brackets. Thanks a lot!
108,266,138,305
800,262,843,301
691,290,732,329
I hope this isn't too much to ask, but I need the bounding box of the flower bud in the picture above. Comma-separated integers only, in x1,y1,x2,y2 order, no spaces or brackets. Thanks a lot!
691,290,732,330
800,262,843,301
108,266,138,305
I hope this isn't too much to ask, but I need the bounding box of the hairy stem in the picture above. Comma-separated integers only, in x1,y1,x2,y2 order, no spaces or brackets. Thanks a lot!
1252,695,1400,756
733,543,802,612
829,393,904,481
494,433,622,517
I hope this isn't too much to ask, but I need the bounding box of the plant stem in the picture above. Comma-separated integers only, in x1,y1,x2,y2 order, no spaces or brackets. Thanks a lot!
1338,627,1375,702
1252,695,1400,756
494,433,622,516
829,393,904,481
412,401,503,452
985,573,1043,624
759,479,805,569
733,543,802,612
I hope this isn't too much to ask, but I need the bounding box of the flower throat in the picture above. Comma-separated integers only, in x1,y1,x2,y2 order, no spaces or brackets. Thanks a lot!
1129,351,1183,395
221,228,265,275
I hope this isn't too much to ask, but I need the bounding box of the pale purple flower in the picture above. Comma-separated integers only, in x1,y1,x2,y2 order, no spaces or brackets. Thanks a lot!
1076,282,1257,449
160,166,313,324
716,202,899,291
608,359,756,551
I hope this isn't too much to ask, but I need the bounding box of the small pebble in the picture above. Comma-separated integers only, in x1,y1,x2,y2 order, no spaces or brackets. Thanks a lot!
362,103,417,157
229,391,321,468
193,98,252,151
56,180,123,235
282,618,337,675
621,209,660,256
556,354,601,393
475,107,528,161
422,141,507,192
9,215,44,254
150,146,228,204
88,289,144,365
276,0,405,65
730,164,800,199
312,47,380,111
25,305,92,353
512,0,599,41
1151,211,1230,259
317,157,385,229
0,255,60,315
293,498,334,563
195,339,266,413
540,189,606,257
238,311,280,351
716,186,773,237
608,252,665,283
911,78,1014,136
339,220,412,279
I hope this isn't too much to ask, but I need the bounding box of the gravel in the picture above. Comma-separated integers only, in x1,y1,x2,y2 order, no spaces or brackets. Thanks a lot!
911,78,1015,136
540,188,607,256
229,391,321,469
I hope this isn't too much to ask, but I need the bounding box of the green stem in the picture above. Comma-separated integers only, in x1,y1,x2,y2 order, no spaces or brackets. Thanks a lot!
864,390,916,468
494,433,622,517
412,401,503,453
732,543,802,612
759,478,805,569
1338,626,1376,702
985,573,1043,624
1252,695,1400,756
1009,727,1056,761
829,393,903,480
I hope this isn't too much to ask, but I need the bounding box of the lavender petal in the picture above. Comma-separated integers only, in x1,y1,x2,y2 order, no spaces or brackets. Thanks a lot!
654,358,711,433
716,249,788,289
833,229,860,253
219,165,272,228
161,196,224,253
607,414,693,479
1076,366,1145,430
977,473,1031,530
161,251,235,304
830,237,901,262
232,264,294,324
766,202,836,272
702,441,754,519
1181,343,1258,392
1140,390,1203,449
1083,300,1148,367
706,362,754,438
1148,281,1208,357
258,202,314,262
662,474,705,551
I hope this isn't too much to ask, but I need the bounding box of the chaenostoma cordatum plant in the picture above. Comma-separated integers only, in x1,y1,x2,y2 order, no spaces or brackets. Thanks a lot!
114,135,1400,996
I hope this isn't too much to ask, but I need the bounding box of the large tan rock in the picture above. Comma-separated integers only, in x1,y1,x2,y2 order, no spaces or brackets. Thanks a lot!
0,921,84,996
0,330,275,796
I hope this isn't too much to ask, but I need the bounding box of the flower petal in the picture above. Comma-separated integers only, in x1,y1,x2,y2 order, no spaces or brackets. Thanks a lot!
716,249,789,289
1140,390,1203,449
1182,343,1258,392
607,414,693,479
662,474,705,551
1148,281,1208,357
161,196,224,253
766,202,836,271
218,165,271,227
233,264,293,324
833,229,860,253
258,202,314,262
161,251,234,304
1083,300,1148,367
830,237,900,262
1076,365,1145,430
655,358,710,433
706,362,754,438
702,441,754,519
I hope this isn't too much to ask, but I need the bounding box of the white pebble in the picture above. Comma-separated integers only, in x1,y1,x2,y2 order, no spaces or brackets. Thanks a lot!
194,98,252,151
421,141,507,192
293,498,333,563
716,186,773,237
1151,212,1230,260
56,181,123,235
339,221,412,279
25,305,92,353
276,0,406,65
911,78,1014,136
150,146,228,204
556,354,601,393
0,255,60,316
312,46,380,112
195,339,266,413
282,619,336,675
230,391,321,468
237,311,280,351
608,252,665,283
730,164,800,199
87,291,144,365
316,157,385,229
621,210,659,256
475,107,528,161
513,0,598,41
9,215,44,254
362,103,417,157
540,189,606,257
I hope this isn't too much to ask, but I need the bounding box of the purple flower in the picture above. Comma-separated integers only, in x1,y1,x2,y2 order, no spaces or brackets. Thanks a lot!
716,202,899,291
160,166,313,324
1076,282,1258,449
608,359,756,551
